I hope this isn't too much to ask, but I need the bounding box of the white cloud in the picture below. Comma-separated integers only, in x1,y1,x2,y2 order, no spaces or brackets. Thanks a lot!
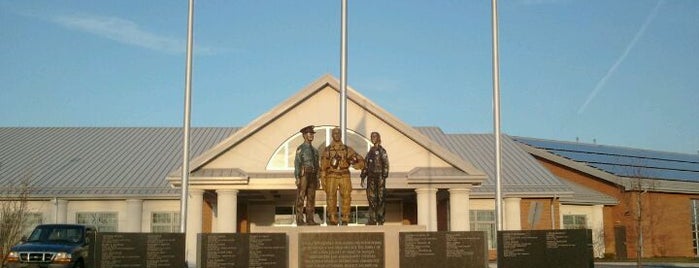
577,0,663,114
51,13,187,54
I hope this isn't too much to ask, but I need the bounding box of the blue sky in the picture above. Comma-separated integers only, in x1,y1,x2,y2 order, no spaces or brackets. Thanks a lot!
1,0,697,154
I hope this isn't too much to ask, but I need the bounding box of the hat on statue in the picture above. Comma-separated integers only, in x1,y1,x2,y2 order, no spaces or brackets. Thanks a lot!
299,125,316,134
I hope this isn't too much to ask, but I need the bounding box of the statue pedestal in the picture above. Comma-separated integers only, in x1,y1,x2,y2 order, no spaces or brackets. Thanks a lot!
251,224,426,268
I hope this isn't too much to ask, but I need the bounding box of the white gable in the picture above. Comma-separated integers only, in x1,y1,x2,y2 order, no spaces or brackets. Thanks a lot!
175,74,486,187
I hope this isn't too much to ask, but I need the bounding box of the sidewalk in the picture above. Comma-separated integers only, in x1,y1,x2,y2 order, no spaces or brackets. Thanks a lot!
487,262,699,268
596,262,699,267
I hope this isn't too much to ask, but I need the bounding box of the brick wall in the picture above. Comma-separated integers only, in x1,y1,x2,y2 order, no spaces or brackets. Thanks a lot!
535,156,699,258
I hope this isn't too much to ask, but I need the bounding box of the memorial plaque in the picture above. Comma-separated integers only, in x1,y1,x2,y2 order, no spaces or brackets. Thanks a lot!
198,233,287,268
94,233,185,268
497,229,593,268
399,231,488,268
299,232,384,268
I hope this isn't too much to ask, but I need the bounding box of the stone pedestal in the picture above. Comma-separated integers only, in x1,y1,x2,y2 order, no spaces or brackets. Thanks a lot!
251,225,426,268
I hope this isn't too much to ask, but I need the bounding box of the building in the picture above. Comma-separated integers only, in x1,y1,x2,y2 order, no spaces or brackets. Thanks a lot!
2,75,697,264
515,137,699,259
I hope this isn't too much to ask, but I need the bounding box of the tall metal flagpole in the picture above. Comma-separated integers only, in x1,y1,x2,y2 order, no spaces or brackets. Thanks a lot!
340,0,348,143
180,0,195,234
491,0,504,232
337,0,348,226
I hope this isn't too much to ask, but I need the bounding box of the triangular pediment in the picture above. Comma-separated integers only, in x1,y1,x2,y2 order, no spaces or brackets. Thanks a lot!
170,74,486,185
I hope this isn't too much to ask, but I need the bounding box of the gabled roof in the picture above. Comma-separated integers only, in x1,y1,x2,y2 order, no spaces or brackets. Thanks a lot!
515,137,699,193
416,128,573,197
1,127,621,203
558,179,618,205
0,127,237,198
183,74,485,178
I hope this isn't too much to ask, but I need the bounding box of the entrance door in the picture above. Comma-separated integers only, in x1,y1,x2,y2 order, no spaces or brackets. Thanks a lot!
614,225,628,260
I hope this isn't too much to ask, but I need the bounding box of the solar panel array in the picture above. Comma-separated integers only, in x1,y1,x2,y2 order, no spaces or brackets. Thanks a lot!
514,137,699,183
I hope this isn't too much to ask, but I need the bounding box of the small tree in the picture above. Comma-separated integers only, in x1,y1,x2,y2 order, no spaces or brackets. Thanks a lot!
620,162,657,268
0,181,31,264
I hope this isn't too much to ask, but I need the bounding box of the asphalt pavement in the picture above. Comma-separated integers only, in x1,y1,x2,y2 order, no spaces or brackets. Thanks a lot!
486,262,699,268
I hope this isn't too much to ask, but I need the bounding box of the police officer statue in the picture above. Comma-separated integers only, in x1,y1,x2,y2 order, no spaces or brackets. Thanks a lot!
294,125,320,225
361,132,389,225
320,127,364,225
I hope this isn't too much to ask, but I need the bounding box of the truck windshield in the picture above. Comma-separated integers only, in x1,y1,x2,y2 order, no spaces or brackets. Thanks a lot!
27,226,84,243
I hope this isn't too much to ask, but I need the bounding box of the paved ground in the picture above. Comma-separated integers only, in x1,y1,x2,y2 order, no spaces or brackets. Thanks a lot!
486,262,699,268
595,263,699,268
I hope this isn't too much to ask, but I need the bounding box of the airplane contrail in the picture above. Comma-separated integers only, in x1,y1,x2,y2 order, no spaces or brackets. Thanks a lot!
577,0,663,114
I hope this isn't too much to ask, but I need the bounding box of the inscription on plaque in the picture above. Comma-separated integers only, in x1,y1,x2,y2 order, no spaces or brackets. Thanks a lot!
198,233,287,268
299,232,384,268
399,232,487,268
94,233,185,268
497,229,593,268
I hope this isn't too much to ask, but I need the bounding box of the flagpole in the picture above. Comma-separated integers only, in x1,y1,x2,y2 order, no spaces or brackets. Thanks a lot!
492,0,504,232
336,0,348,226
340,0,348,143
180,0,194,234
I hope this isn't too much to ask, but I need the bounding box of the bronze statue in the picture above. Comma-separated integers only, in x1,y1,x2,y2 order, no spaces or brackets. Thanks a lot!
361,132,389,225
294,125,320,225
320,127,364,225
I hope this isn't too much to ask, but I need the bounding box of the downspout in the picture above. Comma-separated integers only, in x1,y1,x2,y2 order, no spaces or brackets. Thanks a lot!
551,194,557,229
53,197,58,223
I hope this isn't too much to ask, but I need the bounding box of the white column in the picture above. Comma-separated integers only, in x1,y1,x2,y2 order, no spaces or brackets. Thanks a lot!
216,189,238,233
504,197,521,230
125,199,143,232
591,204,605,258
415,187,438,231
55,199,68,223
449,188,471,231
186,189,204,268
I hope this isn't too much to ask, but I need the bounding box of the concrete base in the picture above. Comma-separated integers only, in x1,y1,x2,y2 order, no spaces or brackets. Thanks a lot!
251,224,426,268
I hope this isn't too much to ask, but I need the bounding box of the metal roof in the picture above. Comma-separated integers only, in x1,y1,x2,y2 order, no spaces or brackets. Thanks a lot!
0,127,238,198
2,127,622,204
514,137,699,183
415,128,572,197
557,179,618,205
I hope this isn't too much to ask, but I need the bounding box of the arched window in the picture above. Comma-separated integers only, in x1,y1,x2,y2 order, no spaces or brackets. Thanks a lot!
266,126,371,170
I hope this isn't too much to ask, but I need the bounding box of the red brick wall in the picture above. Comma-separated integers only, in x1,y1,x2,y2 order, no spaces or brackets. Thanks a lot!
535,156,699,258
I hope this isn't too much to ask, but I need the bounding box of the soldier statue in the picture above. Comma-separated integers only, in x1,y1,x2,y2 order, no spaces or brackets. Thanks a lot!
294,125,320,225
320,127,364,225
361,132,389,225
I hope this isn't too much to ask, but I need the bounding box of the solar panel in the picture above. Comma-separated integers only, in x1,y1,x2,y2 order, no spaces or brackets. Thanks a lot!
514,137,699,183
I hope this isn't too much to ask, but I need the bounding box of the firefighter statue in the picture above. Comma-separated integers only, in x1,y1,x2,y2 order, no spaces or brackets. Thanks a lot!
320,127,364,225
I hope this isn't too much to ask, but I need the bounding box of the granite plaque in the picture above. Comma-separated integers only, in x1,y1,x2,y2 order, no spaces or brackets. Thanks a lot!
94,233,185,268
399,231,488,268
299,232,384,268
197,233,287,268
497,229,593,268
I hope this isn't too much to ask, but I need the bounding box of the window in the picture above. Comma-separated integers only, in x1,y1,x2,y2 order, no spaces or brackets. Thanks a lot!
267,126,371,170
470,210,496,249
76,212,118,232
350,206,370,225
274,205,368,226
22,212,43,237
151,212,180,233
274,206,326,226
563,215,588,229
274,207,295,226
27,225,84,243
